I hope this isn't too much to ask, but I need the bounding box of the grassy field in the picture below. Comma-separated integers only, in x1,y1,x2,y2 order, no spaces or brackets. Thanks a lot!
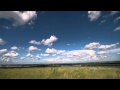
0,67,120,79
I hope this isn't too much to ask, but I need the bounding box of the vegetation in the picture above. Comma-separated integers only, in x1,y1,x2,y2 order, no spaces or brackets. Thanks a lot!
0,67,120,79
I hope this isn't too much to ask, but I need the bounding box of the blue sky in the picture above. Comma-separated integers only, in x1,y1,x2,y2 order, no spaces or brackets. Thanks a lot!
0,11,120,64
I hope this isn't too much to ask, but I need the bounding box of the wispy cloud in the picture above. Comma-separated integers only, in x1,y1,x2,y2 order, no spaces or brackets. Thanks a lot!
114,16,120,23
114,26,120,31
110,11,119,16
0,38,6,45
88,11,101,21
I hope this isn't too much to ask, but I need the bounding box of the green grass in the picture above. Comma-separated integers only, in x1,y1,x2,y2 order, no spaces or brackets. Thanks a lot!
0,67,120,79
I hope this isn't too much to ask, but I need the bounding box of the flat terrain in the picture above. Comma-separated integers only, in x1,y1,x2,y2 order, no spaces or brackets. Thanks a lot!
0,67,120,79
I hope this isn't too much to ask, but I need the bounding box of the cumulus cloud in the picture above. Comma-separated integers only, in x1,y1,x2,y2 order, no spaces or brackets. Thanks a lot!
0,38,5,45
114,26,120,31
11,46,19,50
45,48,66,55
41,53,49,57
84,42,119,50
0,49,8,54
84,42,100,49
41,35,58,46
114,16,120,23
26,53,33,58
28,46,40,52
88,11,101,21
45,48,57,54
57,50,66,54
3,52,19,57
29,40,41,45
98,43,119,50
0,11,37,26
110,11,119,16
97,51,109,55
36,54,41,59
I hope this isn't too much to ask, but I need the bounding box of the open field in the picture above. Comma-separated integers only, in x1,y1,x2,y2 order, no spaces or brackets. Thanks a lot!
0,67,120,79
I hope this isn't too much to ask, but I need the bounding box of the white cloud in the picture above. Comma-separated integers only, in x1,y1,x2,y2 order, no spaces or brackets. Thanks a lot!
20,57,25,60
45,48,57,54
26,53,33,57
110,11,119,16
11,46,19,50
107,48,120,53
29,40,41,45
3,52,19,57
67,44,70,45
114,26,120,31
36,54,41,59
57,50,66,54
45,48,66,55
41,53,49,57
84,42,100,49
28,46,40,52
0,49,8,54
0,38,5,45
114,16,120,23
45,57,73,63
41,35,58,46
52,54,56,56
98,43,119,50
97,51,109,55
88,11,101,21
100,20,106,24
0,11,37,26
63,50,96,56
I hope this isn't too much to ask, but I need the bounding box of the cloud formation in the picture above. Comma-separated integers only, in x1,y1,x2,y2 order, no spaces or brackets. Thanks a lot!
3,52,19,57
114,26,120,31
45,48,57,54
41,35,58,46
45,48,66,55
88,11,101,21
41,53,50,57
84,42,119,50
97,51,109,55
0,38,5,45
84,42,100,49
28,46,40,52
0,49,8,54
114,16,120,23
11,46,19,50
29,40,41,45
98,43,119,50
26,53,33,58
110,11,119,16
0,11,37,26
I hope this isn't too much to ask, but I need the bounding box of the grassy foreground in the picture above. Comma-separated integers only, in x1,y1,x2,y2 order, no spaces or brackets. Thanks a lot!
0,67,120,79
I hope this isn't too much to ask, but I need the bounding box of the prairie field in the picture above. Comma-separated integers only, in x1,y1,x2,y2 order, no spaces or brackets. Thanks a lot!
0,67,120,79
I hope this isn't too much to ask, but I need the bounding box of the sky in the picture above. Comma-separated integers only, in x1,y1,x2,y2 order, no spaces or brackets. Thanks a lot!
0,11,120,64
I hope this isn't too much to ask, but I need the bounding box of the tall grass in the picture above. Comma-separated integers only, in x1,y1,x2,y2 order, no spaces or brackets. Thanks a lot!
0,67,120,79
